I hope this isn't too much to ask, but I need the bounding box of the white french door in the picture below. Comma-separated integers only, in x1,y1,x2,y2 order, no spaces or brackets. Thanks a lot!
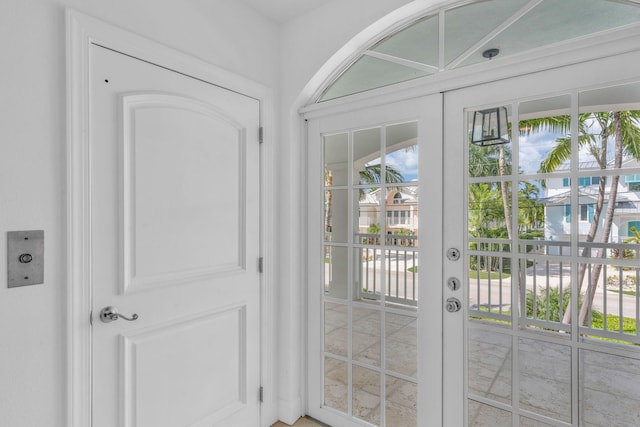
443,50,640,426
306,95,443,427
308,49,640,427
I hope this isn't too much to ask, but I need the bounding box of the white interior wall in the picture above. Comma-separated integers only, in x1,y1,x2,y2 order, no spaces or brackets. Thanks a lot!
0,1,278,426
276,0,435,422
0,0,443,424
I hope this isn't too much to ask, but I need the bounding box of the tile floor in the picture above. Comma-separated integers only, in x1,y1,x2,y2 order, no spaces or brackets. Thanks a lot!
321,302,418,427
271,416,328,426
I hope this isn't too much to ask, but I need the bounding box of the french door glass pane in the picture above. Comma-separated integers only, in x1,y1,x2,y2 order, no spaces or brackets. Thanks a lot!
520,259,572,334
356,187,381,240
465,80,640,426
518,338,571,423
324,133,349,187
325,189,348,243
385,375,417,427
355,247,382,304
386,122,419,183
352,306,381,367
518,95,571,175
323,121,419,426
468,105,512,179
385,313,417,377
518,417,555,427
468,328,511,405
324,356,348,413
579,349,640,426
325,302,348,358
353,365,380,425
579,82,640,171
468,181,512,235
468,400,511,427
354,127,382,184
324,246,348,299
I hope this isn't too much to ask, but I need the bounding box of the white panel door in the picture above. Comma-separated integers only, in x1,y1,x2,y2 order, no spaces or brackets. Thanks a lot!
90,45,260,427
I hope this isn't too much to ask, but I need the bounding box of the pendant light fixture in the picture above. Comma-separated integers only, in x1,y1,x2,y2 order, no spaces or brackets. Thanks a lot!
470,106,510,146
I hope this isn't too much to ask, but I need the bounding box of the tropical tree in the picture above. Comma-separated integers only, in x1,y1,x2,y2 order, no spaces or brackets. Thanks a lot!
522,110,640,325
624,226,640,245
324,162,405,236
518,181,545,232
469,143,514,238
468,182,505,233
621,226,640,259
357,163,404,187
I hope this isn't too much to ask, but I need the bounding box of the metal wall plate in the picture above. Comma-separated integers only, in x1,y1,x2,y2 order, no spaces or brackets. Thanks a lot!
7,230,44,288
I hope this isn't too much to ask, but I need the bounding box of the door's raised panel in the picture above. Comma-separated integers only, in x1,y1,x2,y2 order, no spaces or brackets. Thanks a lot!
122,306,247,427
121,94,247,293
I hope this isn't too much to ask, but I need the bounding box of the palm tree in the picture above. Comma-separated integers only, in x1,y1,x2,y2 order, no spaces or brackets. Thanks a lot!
469,143,514,238
523,110,640,325
357,163,404,187
518,182,544,232
624,226,640,245
468,182,506,233
324,163,405,236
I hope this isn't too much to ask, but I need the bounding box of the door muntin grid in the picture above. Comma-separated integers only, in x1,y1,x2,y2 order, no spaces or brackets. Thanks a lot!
465,82,640,426
322,122,419,426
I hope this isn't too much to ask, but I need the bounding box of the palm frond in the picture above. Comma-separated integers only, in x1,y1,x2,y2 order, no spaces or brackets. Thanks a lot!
539,136,571,173
621,111,640,160
519,115,571,136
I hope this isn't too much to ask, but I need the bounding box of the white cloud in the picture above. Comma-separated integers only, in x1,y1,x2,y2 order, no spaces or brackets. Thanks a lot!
519,132,565,174
386,148,419,181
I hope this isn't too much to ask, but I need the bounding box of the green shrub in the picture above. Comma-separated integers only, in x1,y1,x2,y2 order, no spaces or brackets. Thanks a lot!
367,223,380,234
525,287,575,322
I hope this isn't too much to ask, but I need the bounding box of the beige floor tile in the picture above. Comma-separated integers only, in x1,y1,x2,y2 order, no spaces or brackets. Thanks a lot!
271,416,330,426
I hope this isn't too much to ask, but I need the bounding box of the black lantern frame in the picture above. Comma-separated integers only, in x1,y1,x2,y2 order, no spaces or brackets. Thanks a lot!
470,106,510,146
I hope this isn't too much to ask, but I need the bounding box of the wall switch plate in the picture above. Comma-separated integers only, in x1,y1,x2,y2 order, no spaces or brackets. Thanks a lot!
7,230,44,288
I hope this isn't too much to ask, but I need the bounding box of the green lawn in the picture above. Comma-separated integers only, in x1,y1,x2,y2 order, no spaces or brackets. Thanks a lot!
609,289,637,297
590,311,637,334
468,270,511,280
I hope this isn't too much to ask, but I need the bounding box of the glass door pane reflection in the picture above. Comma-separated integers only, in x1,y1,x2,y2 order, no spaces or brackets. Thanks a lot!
323,121,420,426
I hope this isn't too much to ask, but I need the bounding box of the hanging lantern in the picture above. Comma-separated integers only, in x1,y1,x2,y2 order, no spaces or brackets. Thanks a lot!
470,106,510,146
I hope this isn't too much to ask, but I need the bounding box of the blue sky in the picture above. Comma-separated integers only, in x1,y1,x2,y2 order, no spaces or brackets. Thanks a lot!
518,131,565,174
384,148,419,181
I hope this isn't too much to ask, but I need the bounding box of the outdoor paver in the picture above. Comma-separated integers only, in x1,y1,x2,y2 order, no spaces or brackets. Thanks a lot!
321,308,418,426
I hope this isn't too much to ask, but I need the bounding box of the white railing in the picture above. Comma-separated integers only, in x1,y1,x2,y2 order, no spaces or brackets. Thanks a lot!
468,238,640,345
355,233,418,306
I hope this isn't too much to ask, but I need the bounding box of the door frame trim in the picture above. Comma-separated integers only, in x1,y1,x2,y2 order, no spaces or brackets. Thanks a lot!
66,9,276,427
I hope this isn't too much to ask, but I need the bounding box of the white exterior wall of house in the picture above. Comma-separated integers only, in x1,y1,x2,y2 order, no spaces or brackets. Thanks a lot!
0,0,422,425
544,161,640,247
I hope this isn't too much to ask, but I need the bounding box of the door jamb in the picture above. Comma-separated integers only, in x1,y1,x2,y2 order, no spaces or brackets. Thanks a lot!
66,9,276,427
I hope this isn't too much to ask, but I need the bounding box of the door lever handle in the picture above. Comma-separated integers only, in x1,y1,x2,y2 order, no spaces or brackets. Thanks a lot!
100,306,139,323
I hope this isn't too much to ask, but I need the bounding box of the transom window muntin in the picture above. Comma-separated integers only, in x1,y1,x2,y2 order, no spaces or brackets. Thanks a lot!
318,0,640,102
